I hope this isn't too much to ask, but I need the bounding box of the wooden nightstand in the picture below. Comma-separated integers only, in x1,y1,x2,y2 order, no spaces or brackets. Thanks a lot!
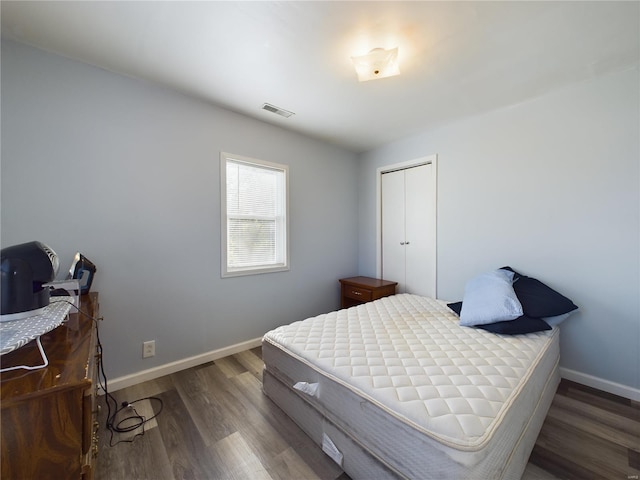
339,276,398,308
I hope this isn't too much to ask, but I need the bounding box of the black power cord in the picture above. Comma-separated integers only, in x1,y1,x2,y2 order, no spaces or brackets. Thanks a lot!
97,336,164,446
60,298,164,446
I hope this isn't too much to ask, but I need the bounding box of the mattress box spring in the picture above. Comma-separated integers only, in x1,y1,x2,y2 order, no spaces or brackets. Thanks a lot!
262,294,560,479
263,369,402,479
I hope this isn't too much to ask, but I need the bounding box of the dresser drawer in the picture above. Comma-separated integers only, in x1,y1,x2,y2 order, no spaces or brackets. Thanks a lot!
343,285,373,302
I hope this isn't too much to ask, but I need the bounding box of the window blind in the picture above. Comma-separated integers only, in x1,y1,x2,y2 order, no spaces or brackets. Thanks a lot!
225,158,287,272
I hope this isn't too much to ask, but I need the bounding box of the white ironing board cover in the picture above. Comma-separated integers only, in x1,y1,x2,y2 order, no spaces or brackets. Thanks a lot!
0,298,72,355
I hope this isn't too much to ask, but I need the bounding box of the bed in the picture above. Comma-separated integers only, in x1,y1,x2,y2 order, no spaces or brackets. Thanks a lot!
262,293,561,480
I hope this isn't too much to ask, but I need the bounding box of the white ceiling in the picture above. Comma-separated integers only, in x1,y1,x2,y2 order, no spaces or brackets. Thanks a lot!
2,1,638,153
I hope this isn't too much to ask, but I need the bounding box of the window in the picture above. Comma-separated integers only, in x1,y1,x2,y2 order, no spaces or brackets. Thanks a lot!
220,152,289,277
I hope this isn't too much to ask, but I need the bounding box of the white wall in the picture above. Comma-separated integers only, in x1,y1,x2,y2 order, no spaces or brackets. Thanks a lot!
358,67,640,394
1,40,359,379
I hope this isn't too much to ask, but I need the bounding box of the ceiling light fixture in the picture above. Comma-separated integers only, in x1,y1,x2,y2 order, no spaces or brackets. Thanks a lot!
351,47,400,82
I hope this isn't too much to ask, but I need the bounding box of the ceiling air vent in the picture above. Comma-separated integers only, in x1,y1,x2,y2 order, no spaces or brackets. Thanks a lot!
261,103,294,118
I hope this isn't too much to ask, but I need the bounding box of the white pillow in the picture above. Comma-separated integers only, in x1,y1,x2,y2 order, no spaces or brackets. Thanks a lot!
460,269,523,326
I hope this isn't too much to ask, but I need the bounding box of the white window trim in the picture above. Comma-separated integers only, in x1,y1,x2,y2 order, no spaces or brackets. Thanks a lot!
220,152,290,278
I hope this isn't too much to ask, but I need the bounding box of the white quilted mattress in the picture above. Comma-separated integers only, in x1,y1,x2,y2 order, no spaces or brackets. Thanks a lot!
263,294,559,478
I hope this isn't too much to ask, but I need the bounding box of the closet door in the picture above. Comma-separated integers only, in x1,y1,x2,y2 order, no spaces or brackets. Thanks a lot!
381,169,406,292
405,164,435,297
381,163,436,297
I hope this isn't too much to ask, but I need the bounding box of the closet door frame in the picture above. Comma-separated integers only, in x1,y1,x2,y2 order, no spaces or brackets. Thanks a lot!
376,154,438,296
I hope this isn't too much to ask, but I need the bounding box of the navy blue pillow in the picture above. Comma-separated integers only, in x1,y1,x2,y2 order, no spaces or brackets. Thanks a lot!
447,301,463,315
447,301,551,334
476,316,551,334
500,267,578,318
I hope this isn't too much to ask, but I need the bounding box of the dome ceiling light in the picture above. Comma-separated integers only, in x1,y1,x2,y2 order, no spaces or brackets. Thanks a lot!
351,47,400,82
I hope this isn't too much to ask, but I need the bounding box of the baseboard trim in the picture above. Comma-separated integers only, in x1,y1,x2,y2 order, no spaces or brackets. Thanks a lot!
104,337,263,393
560,367,640,401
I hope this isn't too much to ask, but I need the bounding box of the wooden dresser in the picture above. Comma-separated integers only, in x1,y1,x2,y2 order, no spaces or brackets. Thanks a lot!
339,276,398,308
1,293,100,479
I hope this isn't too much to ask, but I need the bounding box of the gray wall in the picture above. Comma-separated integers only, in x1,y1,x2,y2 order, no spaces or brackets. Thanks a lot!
358,67,640,391
1,40,359,378
3,38,639,394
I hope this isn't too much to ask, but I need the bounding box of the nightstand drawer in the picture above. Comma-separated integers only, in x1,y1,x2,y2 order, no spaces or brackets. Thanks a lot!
343,285,373,302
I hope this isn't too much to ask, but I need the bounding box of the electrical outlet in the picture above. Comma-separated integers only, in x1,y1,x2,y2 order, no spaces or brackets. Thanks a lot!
142,340,155,358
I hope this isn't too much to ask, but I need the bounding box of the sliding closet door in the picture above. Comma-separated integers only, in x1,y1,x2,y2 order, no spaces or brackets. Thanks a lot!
381,163,436,297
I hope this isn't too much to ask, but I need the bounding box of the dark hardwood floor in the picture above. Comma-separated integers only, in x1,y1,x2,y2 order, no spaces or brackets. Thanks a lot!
530,379,640,480
96,348,640,480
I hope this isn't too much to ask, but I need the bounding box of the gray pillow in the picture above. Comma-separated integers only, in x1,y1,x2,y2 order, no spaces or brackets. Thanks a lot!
460,269,523,326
